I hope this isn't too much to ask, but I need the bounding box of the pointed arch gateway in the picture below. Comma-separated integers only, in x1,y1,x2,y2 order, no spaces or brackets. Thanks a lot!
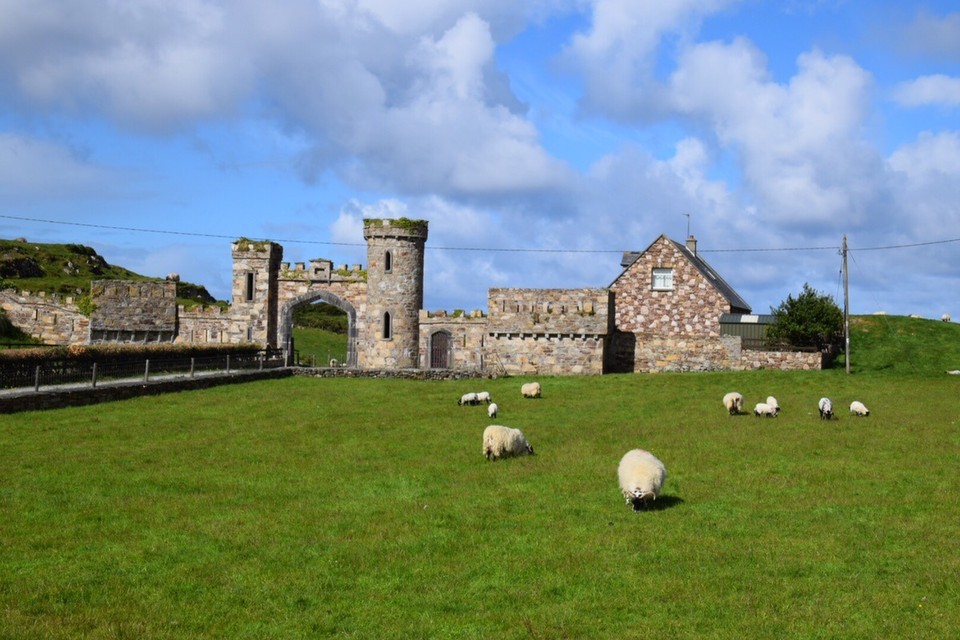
278,290,358,367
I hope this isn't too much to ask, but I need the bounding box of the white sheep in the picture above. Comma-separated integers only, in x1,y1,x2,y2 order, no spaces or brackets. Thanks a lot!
482,425,534,461
722,392,744,415
765,396,779,411
476,391,492,404
754,402,779,417
458,392,479,406
850,400,870,417
818,397,833,420
487,402,498,419
617,449,667,512
520,382,541,399
942,314,952,323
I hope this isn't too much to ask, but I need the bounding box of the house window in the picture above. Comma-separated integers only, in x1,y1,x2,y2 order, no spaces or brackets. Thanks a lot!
382,312,392,339
245,272,255,301
384,251,392,273
652,268,674,291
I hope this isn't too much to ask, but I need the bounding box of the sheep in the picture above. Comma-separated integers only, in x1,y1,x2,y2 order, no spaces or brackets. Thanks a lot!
818,397,834,420
722,392,744,415
482,425,534,460
476,391,492,404
487,402,498,419
753,402,779,417
850,400,870,417
520,382,541,399
458,392,479,406
942,314,952,323
165,272,180,282
765,396,779,412
617,449,667,512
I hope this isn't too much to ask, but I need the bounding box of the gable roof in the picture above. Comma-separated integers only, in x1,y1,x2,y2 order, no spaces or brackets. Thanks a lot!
616,234,752,314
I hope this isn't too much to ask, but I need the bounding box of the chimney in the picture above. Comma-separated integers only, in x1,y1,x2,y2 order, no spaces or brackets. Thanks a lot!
686,235,698,256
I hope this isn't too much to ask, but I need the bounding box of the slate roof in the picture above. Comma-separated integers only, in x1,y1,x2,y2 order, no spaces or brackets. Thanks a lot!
618,236,752,314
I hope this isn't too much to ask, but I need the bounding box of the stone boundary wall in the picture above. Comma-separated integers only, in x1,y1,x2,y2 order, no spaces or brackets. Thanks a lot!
738,348,824,371
90,280,177,342
0,289,89,345
486,333,606,376
176,305,239,344
629,333,823,372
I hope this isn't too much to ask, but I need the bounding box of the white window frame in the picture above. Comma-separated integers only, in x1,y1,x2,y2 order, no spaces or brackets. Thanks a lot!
652,268,674,291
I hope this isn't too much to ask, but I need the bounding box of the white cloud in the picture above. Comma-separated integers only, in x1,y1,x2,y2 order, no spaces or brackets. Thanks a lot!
892,74,960,108
0,133,114,199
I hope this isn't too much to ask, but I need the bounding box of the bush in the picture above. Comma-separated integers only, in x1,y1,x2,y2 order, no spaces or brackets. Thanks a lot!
767,283,843,350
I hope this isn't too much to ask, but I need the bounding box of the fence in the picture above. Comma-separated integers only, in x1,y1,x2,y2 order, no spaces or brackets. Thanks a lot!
1,350,285,393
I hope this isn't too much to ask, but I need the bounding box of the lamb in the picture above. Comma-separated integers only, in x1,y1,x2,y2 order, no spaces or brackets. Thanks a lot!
476,391,492,404
458,392,479,406
487,402,499,419
754,402,779,417
617,449,667,512
818,397,834,420
942,314,952,323
482,425,534,460
850,400,870,417
765,396,779,412
722,392,744,415
520,382,542,398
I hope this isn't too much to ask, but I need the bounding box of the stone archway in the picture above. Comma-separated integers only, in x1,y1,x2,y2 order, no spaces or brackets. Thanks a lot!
279,290,358,367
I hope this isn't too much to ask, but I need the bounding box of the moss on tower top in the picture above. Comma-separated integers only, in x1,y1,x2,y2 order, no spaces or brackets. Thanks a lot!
363,217,428,232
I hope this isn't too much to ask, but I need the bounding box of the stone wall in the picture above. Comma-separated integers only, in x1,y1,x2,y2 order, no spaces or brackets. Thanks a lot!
0,289,89,345
487,287,611,335
89,281,177,342
419,310,488,371
486,332,606,376
611,236,731,337
621,333,823,372
176,305,240,344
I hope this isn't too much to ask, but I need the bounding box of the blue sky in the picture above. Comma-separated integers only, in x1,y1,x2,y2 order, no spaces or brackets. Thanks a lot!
1,0,958,319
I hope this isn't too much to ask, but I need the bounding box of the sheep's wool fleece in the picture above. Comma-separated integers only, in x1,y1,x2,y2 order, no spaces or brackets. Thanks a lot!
617,449,667,500
483,425,533,460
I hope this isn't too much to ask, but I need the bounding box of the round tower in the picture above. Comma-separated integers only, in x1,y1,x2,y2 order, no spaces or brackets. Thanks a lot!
359,218,428,369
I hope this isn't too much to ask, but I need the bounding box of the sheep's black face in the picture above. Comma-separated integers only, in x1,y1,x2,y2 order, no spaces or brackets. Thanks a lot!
630,497,649,512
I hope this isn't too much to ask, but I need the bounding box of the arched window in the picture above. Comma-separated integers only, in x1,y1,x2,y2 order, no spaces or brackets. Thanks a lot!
382,312,392,339
384,250,392,273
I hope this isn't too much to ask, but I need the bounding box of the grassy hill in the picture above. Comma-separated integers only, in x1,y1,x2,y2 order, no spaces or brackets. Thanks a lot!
829,314,960,376
0,237,220,306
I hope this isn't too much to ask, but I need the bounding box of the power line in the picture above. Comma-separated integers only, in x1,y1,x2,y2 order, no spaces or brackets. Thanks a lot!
3,213,958,255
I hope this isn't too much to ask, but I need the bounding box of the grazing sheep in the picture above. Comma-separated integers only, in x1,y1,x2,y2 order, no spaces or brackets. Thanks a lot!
942,314,952,323
476,391,492,404
818,397,834,420
754,402,779,417
850,401,870,417
482,425,534,461
520,382,542,399
765,396,779,412
617,449,667,512
487,402,498,419
458,392,479,406
722,392,744,415
165,272,180,282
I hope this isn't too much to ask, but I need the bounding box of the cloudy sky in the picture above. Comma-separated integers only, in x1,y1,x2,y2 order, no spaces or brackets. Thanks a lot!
1,0,958,318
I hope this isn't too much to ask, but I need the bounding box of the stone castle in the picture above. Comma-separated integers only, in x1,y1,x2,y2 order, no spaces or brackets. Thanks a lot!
1,218,823,374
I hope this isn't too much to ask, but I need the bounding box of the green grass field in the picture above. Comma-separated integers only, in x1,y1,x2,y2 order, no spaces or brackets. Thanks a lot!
1,316,959,638
291,327,348,366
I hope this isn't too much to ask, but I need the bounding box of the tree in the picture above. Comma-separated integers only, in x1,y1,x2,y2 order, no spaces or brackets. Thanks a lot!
766,283,843,350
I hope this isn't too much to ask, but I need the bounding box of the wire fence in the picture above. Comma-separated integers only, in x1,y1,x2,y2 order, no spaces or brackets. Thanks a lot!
1,351,285,393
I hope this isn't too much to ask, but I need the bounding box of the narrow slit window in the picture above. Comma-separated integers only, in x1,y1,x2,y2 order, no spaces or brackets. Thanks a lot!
245,272,255,301
382,312,392,339
384,251,392,273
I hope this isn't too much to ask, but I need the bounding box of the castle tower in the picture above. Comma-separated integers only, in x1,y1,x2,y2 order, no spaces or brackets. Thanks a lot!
359,218,428,369
231,239,283,347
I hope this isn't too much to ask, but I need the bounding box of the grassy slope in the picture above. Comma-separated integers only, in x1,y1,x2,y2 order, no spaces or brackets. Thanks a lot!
831,315,960,376
2,338,960,637
291,326,348,365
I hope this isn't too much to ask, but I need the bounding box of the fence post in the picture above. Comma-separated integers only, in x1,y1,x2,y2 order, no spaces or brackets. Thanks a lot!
92,363,98,388
190,357,195,378
144,359,150,382
34,365,41,392
226,354,231,374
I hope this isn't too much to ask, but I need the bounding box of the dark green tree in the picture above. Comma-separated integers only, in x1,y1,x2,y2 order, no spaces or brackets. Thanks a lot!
766,283,843,350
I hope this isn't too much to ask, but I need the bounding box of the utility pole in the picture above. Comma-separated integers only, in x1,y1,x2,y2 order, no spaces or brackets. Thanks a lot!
842,234,850,374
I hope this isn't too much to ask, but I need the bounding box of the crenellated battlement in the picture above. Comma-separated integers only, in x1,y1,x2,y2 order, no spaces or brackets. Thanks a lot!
279,259,367,283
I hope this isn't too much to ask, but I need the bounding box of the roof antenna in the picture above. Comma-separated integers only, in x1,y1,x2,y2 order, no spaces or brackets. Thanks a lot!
683,213,691,238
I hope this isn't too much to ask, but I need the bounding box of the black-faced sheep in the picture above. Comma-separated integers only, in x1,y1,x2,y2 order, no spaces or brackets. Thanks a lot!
617,449,667,512
850,400,870,416
476,391,492,404
942,314,952,322
818,397,834,420
754,402,779,417
487,402,498,419
482,425,534,460
766,396,779,412
520,382,541,398
723,392,744,415
458,392,479,406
